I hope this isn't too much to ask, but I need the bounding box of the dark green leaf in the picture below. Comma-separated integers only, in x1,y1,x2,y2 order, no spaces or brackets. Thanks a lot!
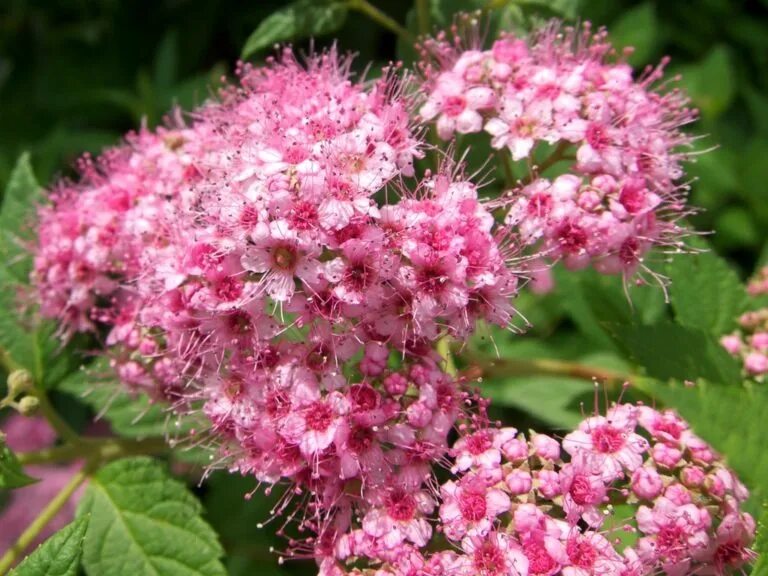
58,364,198,439
0,439,38,489
679,46,735,120
0,153,41,282
241,1,348,59
609,3,658,65
77,457,226,576
667,245,747,335
11,516,89,576
606,322,742,384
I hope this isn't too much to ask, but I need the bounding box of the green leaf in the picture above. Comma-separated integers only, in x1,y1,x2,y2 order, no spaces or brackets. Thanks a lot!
652,382,768,514
609,3,658,66
754,505,768,575
0,439,38,489
666,245,747,335
0,153,41,282
241,0,348,59
77,457,226,576
484,375,592,429
11,516,89,576
607,322,742,385
679,46,735,120
58,364,198,440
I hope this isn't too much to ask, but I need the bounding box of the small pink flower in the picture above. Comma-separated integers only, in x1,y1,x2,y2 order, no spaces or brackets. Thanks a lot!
439,475,511,541
562,404,649,480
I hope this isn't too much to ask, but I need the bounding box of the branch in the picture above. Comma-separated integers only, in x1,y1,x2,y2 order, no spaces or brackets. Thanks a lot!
0,466,91,574
348,0,414,43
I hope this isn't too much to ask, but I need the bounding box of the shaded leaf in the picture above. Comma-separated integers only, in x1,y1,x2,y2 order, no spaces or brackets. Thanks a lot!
666,246,747,335
77,458,226,576
11,516,89,576
609,3,658,65
606,322,742,384
0,153,41,282
242,1,348,58
0,439,38,489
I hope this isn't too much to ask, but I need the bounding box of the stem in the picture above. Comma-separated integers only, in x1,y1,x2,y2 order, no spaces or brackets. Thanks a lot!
0,466,91,574
523,141,572,185
348,0,414,43
17,436,171,466
416,0,430,36
437,337,458,377
32,389,81,446
497,150,516,188
0,346,21,374
467,353,634,387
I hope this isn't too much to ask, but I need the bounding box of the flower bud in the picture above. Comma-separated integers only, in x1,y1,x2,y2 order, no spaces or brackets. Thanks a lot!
17,395,40,416
6,369,34,398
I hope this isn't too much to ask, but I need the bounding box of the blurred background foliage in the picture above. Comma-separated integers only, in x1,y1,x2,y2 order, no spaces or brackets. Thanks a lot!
2,1,768,574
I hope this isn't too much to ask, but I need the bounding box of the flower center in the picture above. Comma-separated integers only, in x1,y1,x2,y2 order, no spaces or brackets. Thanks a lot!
443,95,466,117
459,490,487,522
525,541,558,575
385,490,417,521
272,245,297,271
570,475,595,505
566,537,597,568
474,542,505,575
591,425,625,453
305,401,334,431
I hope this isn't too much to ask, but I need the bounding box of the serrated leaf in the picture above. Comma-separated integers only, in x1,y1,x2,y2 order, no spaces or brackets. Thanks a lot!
77,457,226,576
651,382,768,514
606,322,742,385
0,153,41,282
667,247,747,335
241,0,348,58
11,515,89,576
58,364,199,439
0,439,39,489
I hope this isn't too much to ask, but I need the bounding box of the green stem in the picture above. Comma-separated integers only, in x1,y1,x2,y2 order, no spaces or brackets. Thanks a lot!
497,150,516,188
0,346,21,374
17,436,171,466
32,388,81,446
465,352,636,388
416,0,430,36
0,466,91,574
523,141,572,185
348,0,414,42
437,337,458,377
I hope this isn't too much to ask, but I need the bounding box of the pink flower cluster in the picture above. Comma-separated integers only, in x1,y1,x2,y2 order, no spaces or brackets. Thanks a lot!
721,266,768,379
319,403,755,576
418,22,695,275
32,48,520,533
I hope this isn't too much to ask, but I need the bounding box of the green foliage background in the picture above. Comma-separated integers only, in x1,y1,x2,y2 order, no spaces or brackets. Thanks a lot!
1,1,768,574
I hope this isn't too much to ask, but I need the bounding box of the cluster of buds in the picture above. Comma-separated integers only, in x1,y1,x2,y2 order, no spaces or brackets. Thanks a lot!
418,21,695,277
320,403,755,576
721,266,768,379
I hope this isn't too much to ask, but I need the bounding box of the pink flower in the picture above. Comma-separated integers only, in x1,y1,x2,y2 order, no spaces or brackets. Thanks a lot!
362,486,435,548
562,404,649,480
439,474,511,540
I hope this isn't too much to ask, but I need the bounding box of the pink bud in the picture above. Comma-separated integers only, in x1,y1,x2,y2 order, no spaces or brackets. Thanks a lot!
680,466,706,488
535,469,561,499
531,434,560,461
651,442,682,468
505,469,533,495
631,467,663,500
